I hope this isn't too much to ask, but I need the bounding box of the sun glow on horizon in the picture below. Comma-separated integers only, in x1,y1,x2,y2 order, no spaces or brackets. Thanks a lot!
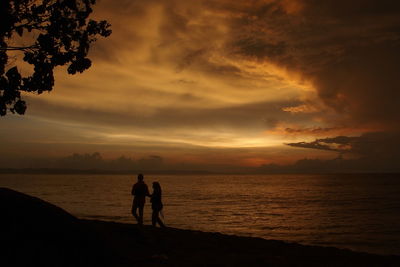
3,0,396,171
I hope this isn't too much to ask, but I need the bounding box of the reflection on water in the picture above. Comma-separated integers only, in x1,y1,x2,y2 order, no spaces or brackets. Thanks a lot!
1,173,400,255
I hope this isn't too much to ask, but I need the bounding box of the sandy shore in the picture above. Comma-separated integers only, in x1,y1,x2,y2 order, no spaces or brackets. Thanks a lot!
1,187,399,266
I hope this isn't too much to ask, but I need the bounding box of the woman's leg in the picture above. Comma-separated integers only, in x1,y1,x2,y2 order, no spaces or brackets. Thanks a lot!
157,214,166,228
152,209,157,226
152,209,166,227
138,205,144,225
155,208,165,228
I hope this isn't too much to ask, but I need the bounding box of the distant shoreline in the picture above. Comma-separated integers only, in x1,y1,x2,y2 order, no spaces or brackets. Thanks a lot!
0,168,216,175
1,168,400,175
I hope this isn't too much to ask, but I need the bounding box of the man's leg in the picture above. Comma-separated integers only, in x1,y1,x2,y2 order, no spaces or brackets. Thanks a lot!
132,203,139,223
132,200,140,223
138,205,144,225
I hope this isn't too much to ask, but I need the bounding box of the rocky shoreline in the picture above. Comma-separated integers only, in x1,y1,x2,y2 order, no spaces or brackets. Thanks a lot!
1,187,399,266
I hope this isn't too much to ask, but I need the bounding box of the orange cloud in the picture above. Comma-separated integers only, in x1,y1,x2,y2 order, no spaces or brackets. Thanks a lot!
280,0,304,15
2,0,400,171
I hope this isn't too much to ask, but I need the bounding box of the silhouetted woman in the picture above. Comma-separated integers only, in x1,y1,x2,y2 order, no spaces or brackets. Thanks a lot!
150,182,165,228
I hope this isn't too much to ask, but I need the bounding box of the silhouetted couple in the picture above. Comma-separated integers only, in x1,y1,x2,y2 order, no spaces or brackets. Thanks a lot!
131,174,165,228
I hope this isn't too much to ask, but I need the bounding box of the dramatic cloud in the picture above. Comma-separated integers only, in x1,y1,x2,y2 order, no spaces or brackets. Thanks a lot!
223,0,400,130
287,136,359,152
286,131,400,171
1,0,400,171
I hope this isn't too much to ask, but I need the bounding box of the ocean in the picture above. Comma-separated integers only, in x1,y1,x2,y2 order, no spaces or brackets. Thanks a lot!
1,173,399,255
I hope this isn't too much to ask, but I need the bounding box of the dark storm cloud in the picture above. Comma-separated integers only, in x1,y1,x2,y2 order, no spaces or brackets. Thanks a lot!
287,133,400,155
284,120,400,173
287,136,358,152
233,38,286,60
91,0,400,129
193,0,400,170
5,0,400,172
284,127,341,135
223,0,400,129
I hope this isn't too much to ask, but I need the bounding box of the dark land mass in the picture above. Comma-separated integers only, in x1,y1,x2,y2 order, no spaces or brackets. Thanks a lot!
0,168,216,175
1,187,399,267
1,168,400,175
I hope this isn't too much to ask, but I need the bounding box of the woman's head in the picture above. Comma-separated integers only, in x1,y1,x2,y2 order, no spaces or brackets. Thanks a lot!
153,181,161,190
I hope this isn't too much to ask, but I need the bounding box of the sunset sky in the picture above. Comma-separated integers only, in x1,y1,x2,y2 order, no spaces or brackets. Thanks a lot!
1,0,400,172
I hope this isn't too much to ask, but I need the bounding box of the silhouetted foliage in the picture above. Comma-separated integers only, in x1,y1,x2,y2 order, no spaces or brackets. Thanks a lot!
0,0,111,116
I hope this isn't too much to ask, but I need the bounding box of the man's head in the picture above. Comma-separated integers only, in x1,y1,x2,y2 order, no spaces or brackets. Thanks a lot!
137,173,144,181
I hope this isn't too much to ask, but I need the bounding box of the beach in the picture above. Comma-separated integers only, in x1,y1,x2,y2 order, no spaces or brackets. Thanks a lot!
1,187,399,267
2,173,400,255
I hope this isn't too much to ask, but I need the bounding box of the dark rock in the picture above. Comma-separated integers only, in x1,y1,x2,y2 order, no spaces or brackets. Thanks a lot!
0,188,107,267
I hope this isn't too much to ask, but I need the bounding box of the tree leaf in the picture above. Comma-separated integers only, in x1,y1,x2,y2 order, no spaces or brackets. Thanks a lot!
16,27,23,37
0,0,111,116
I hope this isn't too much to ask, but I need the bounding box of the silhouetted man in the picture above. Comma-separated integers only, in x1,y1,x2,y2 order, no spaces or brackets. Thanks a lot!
131,174,150,225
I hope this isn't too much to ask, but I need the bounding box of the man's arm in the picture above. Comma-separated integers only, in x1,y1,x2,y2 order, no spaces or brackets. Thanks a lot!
131,184,136,195
145,185,151,197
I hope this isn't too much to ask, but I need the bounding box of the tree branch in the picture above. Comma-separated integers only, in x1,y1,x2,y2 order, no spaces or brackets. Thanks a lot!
0,45,39,51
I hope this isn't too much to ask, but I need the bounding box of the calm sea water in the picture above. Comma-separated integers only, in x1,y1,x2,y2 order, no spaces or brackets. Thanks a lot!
1,173,400,255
